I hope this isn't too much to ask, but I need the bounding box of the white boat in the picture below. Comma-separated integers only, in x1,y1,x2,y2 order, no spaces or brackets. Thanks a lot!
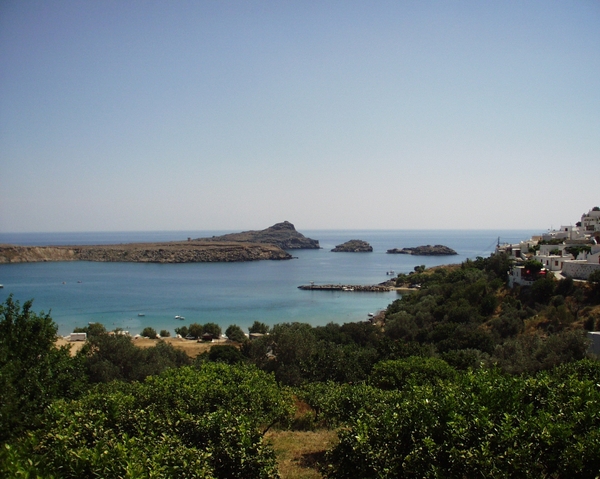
368,312,374,317
175,315,185,320
138,313,145,317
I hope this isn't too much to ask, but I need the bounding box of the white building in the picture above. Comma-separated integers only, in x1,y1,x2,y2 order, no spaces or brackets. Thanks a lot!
541,225,586,242
561,244,600,280
581,208,600,235
508,265,549,287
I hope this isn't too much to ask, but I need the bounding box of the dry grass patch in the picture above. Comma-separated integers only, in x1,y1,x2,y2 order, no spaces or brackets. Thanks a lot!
266,429,338,479
132,337,219,357
55,336,232,359
55,337,86,356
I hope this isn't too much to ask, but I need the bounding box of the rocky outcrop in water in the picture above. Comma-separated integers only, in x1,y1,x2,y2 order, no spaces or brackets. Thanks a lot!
199,221,320,249
386,245,457,256
0,241,292,264
331,240,373,252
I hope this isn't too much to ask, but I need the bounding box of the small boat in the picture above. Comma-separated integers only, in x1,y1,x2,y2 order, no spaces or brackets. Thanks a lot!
138,313,145,317
368,312,374,317
0,284,3,288
175,315,185,320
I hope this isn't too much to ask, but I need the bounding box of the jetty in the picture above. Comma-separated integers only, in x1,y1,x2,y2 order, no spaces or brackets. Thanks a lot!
298,284,393,292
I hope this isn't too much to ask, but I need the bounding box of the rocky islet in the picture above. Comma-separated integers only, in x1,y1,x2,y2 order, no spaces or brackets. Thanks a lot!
386,245,458,256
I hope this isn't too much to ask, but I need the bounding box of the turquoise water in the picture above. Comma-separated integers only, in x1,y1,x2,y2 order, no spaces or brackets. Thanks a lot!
0,230,536,336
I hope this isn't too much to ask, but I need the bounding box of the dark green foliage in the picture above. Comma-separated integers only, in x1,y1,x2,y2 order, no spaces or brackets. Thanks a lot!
73,321,107,337
249,320,270,334
523,258,544,275
140,326,157,338
299,381,398,427
0,296,86,442
203,344,246,364
370,357,457,390
554,276,575,298
188,322,203,338
267,322,317,386
565,245,591,258
225,324,247,342
440,348,490,370
530,276,556,304
491,330,589,375
384,311,419,341
588,269,600,301
159,329,171,337
202,322,222,338
80,333,190,383
242,322,382,386
1,364,292,478
488,303,525,339
174,325,189,337
323,365,600,478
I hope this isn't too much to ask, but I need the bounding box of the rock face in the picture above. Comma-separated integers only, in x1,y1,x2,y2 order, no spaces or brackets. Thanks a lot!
386,245,458,256
200,221,320,249
331,240,373,252
0,241,292,264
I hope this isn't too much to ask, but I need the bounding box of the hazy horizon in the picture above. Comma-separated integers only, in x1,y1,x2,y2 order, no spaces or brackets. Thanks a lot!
1,1,598,233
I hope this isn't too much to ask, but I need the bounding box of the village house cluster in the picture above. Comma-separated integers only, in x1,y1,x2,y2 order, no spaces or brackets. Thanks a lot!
498,207,600,287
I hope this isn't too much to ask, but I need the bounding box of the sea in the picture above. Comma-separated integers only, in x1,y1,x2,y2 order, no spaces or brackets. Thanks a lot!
0,230,538,337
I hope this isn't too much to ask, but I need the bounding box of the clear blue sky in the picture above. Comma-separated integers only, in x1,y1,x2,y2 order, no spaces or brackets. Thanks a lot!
1,1,598,232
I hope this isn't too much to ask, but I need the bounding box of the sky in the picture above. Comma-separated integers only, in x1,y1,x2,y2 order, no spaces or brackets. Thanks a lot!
1,1,599,232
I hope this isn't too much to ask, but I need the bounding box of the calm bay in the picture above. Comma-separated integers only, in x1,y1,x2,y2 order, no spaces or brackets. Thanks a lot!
0,229,537,336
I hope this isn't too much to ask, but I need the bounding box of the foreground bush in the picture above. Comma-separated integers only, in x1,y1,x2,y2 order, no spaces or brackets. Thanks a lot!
322,363,600,478
0,296,86,442
1,363,293,478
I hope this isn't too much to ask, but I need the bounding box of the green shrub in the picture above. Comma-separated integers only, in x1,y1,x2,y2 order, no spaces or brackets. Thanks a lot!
141,326,157,338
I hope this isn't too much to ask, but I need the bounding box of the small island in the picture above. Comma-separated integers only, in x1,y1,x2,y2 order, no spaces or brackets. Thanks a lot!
387,245,457,256
331,240,373,252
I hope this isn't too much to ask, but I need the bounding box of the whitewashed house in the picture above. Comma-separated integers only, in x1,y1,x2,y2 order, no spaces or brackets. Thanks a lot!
581,208,600,235
561,244,600,280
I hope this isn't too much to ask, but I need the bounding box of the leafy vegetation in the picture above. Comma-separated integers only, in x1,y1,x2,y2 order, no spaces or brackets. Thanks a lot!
323,363,600,478
0,296,86,442
2,250,600,477
2,364,293,478
226,323,247,342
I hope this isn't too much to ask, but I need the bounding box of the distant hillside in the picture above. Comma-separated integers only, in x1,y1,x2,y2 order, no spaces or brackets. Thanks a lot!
0,241,292,264
199,221,320,250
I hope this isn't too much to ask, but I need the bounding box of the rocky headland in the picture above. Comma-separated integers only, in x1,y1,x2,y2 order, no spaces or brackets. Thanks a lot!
199,221,319,250
0,241,292,264
387,245,458,256
331,240,373,252
0,221,321,264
